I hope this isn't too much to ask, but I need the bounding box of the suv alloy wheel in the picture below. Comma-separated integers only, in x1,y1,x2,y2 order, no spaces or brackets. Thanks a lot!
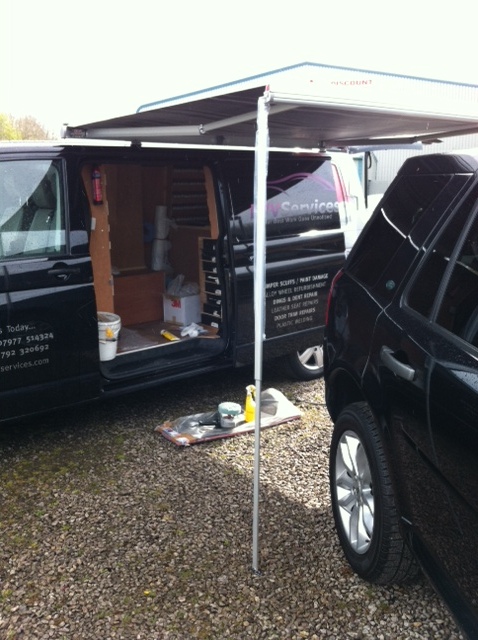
329,402,418,584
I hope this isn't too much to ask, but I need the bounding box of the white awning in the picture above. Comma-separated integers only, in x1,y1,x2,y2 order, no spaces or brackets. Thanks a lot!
64,62,478,148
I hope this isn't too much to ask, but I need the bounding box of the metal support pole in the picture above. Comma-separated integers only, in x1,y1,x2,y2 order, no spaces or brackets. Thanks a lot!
252,93,270,575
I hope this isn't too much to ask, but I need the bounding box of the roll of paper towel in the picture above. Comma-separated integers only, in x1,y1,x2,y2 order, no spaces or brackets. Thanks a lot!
154,205,169,239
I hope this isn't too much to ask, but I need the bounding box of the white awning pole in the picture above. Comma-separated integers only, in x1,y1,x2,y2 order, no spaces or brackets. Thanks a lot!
252,93,270,575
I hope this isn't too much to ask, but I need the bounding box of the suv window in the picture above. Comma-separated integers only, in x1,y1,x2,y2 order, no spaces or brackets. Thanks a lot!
0,160,65,259
408,184,478,343
347,174,451,293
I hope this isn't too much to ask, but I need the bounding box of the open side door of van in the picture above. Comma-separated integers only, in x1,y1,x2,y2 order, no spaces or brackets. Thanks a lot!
222,152,358,373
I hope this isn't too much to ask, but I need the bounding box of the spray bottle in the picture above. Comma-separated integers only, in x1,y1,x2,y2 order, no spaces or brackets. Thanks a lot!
244,384,256,423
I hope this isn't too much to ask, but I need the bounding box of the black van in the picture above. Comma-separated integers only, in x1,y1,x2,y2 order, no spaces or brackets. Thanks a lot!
0,141,366,423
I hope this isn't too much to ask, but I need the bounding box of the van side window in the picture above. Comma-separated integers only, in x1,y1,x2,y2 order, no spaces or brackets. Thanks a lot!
0,160,65,259
225,157,343,241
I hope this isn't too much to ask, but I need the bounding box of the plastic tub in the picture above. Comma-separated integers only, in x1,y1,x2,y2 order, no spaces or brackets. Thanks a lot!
217,401,242,428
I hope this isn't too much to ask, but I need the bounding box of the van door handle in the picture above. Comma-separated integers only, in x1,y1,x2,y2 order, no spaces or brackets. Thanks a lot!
48,265,81,280
380,346,416,381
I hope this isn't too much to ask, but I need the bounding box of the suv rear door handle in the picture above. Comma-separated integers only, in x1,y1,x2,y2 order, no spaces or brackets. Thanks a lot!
380,346,416,381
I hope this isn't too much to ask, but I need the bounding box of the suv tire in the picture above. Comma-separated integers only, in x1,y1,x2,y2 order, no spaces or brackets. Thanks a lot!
329,402,418,584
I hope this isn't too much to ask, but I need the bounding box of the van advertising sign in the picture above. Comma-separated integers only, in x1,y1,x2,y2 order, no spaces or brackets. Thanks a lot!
227,156,345,241
253,169,341,234
265,268,332,336
0,320,56,388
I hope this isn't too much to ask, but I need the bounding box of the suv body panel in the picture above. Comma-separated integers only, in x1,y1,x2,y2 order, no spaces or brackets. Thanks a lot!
325,151,478,638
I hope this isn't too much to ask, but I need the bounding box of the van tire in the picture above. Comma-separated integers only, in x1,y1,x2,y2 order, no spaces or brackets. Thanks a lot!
285,344,324,380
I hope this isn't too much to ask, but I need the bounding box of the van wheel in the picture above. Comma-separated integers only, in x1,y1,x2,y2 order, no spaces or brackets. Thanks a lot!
329,402,418,585
285,344,324,380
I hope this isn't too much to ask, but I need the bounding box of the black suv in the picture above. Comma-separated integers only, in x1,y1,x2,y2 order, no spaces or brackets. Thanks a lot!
324,151,478,638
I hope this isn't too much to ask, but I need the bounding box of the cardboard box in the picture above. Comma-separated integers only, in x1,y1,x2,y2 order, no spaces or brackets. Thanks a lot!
163,293,201,325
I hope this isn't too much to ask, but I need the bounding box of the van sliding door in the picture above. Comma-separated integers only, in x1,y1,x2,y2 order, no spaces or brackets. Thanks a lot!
224,153,346,364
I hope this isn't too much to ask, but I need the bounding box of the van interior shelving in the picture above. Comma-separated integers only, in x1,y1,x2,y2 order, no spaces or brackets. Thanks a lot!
82,162,222,357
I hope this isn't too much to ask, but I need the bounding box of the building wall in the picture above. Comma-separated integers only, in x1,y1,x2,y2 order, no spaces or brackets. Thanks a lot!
366,133,478,211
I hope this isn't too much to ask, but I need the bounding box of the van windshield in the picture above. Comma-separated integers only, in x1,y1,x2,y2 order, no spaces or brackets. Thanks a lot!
224,156,344,240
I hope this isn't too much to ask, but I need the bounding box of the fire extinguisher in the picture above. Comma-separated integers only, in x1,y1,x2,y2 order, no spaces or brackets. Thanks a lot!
91,166,103,205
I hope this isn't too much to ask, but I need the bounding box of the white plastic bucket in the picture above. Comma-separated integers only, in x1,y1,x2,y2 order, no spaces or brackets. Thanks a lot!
98,312,121,361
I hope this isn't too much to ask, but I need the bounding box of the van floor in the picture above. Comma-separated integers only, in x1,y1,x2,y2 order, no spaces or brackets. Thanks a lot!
116,321,218,355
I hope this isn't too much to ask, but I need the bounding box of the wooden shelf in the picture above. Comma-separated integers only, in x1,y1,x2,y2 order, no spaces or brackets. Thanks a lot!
114,271,165,326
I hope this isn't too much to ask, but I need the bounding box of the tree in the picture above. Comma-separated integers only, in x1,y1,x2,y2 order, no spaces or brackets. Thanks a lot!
0,113,21,140
15,115,52,140
0,113,52,140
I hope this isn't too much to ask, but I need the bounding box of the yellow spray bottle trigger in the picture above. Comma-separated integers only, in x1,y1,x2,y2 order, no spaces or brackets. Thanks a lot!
244,384,256,423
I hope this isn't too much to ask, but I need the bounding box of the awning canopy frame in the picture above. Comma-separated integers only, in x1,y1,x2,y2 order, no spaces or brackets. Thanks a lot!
64,62,478,150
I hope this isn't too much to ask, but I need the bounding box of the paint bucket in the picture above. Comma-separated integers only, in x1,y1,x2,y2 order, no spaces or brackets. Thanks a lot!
98,312,121,361
217,401,242,428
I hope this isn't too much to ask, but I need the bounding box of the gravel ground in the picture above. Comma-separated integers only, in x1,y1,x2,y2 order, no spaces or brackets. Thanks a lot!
0,364,464,640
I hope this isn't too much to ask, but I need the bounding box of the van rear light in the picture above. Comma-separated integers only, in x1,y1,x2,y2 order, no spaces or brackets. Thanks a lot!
325,268,344,326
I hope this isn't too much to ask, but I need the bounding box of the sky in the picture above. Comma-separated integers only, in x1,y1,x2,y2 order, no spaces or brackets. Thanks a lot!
2,0,477,136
